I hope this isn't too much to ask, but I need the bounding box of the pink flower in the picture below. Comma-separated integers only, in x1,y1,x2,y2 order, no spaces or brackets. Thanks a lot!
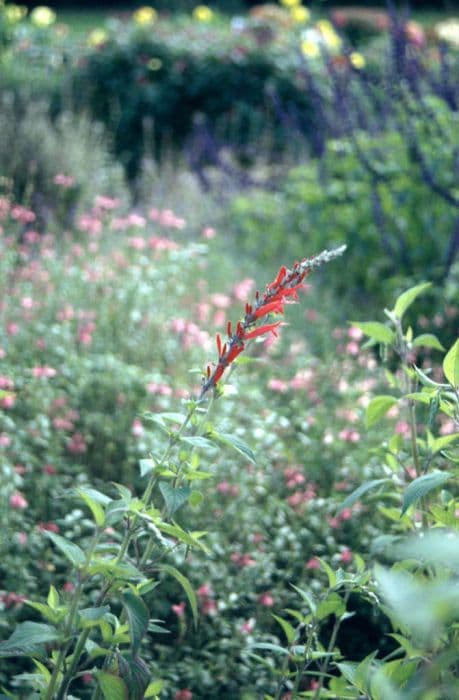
305,557,320,570
37,522,59,533
11,205,36,224
62,581,75,593
201,598,217,616
43,464,57,475
0,433,11,447
202,226,216,239
16,532,28,546
348,326,363,341
131,419,144,438
94,195,120,210
268,378,289,393
32,366,57,378
258,592,275,607
10,492,28,509
0,394,15,409
53,173,75,188
338,428,360,443
1,592,26,608
340,548,353,564
172,602,186,618
197,584,212,598
340,507,353,521
175,690,193,700
67,433,87,454
231,552,256,567
7,323,19,336
240,618,255,634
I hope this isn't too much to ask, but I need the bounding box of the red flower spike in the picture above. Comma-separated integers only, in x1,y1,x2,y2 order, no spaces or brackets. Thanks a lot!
213,365,225,384
226,343,245,364
267,265,287,291
243,321,283,341
236,321,244,338
253,299,284,319
221,343,227,356
216,333,222,356
227,321,232,338
206,365,211,378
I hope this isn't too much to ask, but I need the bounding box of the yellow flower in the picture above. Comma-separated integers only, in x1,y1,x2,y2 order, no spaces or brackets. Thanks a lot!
87,28,108,47
133,6,157,25
4,4,27,24
291,6,310,24
193,5,214,22
280,0,301,7
349,51,365,69
30,6,56,28
301,39,319,59
147,57,162,71
317,19,342,51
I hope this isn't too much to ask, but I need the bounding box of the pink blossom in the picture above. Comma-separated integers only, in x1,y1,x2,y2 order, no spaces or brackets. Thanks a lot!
0,433,11,447
67,433,87,454
202,226,216,239
175,690,193,700
10,492,28,509
1,592,27,608
148,236,179,251
7,323,19,336
197,584,212,598
258,592,275,607
146,382,172,396
127,236,146,249
37,522,59,532
16,532,28,546
43,464,57,475
348,326,364,340
305,557,320,570
340,507,353,521
345,341,360,356
240,618,255,634
0,394,15,409
233,277,254,301
131,419,144,438
268,378,289,393
338,428,361,443
201,598,217,616
11,205,36,224
32,366,57,378
340,548,353,564
395,421,410,437
210,293,231,309
62,581,75,593
21,296,34,309
172,601,186,618
231,552,256,567
94,195,120,210
78,213,102,236
53,173,75,188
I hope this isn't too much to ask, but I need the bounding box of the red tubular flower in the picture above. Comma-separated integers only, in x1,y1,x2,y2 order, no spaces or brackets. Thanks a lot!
253,299,284,320
242,321,283,341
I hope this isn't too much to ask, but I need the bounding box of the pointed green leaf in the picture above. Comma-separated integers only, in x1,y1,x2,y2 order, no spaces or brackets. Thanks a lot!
250,642,290,655
210,430,256,463
443,339,459,388
366,396,398,428
339,479,390,512
79,606,110,627
122,591,149,656
350,322,394,345
317,558,337,588
44,531,86,568
0,622,59,657
159,482,191,515
316,592,346,621
75,487,106,527
180,436,215,449
290,584,316,614
271,614,296,644
96,672,129,700
47,585,59,609
160,565,198,628
401,471,453,515
412,334,445,352
431,433,459,455
393,282,431,320
144,680,165,698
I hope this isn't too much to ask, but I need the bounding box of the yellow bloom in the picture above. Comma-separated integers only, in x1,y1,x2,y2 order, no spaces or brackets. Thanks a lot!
147,57,162,71
4,4,27,24
291,6,310,24
317,20,342,51
30,6,56,28
193,5,214,22
281,0,301,7
349,51,365,69
87,28,108,47
301,39,319,59
133,6,157,25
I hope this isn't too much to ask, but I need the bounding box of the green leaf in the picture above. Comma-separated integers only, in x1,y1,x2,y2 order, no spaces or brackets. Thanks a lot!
392,282,431,320
401,471,453,515
316,592,346,621
118,652,151,699
443,339,459,388
0,622,59,657
180,436,215,449
47,585,59,609
122,591,149,656
412,334,445,352
139,459,155,477
317,558,337,588
339,478,390,512
189,490,203,507
250,642,290,656
160,565,198,628
365,396,398,428
210,430,256,463
75,487,107,527
290,584,316,614
144,680,165,698
155,522,208,552
95,672,129,700
431,433,459,455
79,606,110,627
271,614,296,644
159,482,191,515
350,322,394,345
44,531,86,568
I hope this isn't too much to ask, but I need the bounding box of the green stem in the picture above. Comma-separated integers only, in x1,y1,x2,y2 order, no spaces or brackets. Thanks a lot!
311,589,351,700
46,529,102,700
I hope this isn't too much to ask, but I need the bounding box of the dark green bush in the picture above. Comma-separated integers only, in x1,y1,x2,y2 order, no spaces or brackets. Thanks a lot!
229,97,459,309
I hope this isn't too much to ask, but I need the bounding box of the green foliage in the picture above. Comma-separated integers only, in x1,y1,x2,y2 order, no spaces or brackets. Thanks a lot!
230,105,459,310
